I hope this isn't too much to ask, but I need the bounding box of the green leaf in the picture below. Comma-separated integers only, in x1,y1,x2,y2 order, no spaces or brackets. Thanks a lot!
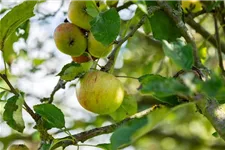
96,143,112,150
111,103,192,149
162,40,194,69
0,91,7,99
0,1,37,50
57,62,90,81
2,32,18,63
110,117,148,150
32,58,46,66
110,95,137,121
86,0,99,18
33,104,65,129
90,8,120,46
198,74,223,98
138,74,190,98
0,100,6,116
3,95,25,133
142,17,152,35
39,143,51,150
146,1,181,42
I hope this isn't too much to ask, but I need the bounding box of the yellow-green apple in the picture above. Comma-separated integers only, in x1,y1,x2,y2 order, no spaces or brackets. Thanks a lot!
182,0,202,13
88,32,113,58
8,144,29,150
76,71,124,114
54,23,87,56
68,1,93,30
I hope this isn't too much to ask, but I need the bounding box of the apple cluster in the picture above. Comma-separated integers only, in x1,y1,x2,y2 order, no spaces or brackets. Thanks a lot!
54,1,113,63
54,1,124,115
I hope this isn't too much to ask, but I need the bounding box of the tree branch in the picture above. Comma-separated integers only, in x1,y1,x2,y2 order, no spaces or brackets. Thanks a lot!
213,14,225,76
0,73,39,122
52,105,161,149
156,0,202,68
185,15,225,54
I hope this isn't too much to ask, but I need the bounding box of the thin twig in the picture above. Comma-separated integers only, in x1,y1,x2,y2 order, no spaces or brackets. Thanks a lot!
185,14,225,54
116,1,133,11
213,14,225,76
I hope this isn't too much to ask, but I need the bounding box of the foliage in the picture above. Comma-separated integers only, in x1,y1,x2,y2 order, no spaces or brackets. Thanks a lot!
1,1,225,150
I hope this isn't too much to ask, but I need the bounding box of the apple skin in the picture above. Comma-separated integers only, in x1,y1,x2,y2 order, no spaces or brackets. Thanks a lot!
8,144,29,150
72,52,92,63
182,0,202,13
88,33,113,58
76,71,124,115
68,1,93,30
54,23,87,56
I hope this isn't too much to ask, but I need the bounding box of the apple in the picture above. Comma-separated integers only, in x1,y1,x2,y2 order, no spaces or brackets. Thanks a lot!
182,0,202,13
54,23,87,56
76,71,124,114
88,32,113,58
8,144,29,150
68,1,93,30
72,52,92,63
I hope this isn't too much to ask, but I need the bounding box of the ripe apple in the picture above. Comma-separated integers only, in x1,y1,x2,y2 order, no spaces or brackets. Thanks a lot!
8,144,29,150
76,71,124,114
88,32,113,58
72,52,92,63
68,1,93,30
54,23,87,56
182,0,202,13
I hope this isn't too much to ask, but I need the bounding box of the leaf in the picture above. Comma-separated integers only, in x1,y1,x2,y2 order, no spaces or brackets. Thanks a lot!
138,74,190,98
162,40,194,70
3,95,25,133
90,8,120,46
142,17,152,35
2,32,18,63
0,100,6,116
33,104,65,129
111,103,192,150
0,1,37,50
198,74,223,98
96,143,112,150
39,143,51,150
0,91,7,99
146,1,181,42
110,95,137,121
57,62,90,81
86,0,99,18
110,117,148,150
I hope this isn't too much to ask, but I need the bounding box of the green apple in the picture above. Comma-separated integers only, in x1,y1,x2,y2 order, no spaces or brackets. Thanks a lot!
8,144,29,150
68,1,93,30
54,23,87,56
76,71,124,114
88,32,113,58
182,0,202,13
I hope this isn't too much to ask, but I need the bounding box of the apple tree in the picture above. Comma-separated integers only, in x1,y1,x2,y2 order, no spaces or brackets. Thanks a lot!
1,0,225,150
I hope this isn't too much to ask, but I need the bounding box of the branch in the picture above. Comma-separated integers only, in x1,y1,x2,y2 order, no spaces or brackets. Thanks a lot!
0,73,39,122
102,6,161,72
116,1,133,11
52,105,161,149
40,78,67,103
156,0,202,68
213,14,225,76
185,15,225,54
